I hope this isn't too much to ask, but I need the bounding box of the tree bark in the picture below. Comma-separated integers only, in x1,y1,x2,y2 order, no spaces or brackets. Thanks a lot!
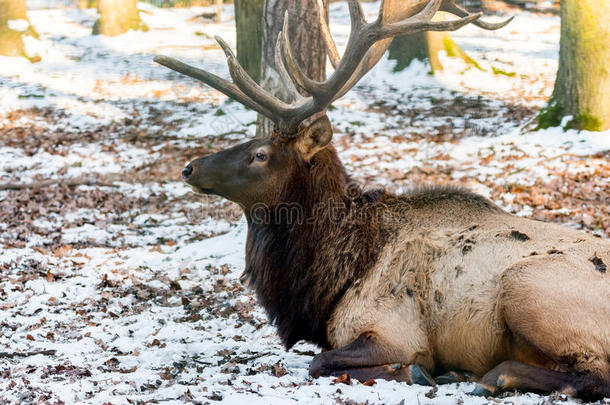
235,0,264,83
538,0,610,131
0,0,35,58
93,0,148,37
388,31,428,72
256,0,328,138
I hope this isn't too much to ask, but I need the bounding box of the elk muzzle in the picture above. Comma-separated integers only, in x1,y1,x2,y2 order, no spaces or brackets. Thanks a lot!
181,154,225,195
180,139,270,204
182,165,193,179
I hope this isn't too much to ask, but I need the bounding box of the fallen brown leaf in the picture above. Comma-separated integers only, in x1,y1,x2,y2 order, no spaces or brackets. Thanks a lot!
362,379,376,386
332,373,352,385
272,361,288,377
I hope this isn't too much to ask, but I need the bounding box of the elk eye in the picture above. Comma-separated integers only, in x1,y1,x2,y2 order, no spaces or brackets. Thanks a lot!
254,151,267,162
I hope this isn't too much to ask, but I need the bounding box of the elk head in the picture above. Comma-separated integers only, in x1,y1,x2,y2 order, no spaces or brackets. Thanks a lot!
180,116,333,208
155,0,512,210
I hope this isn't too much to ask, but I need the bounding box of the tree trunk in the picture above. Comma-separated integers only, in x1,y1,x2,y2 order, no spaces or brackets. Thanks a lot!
93,0,148,37
235,0,264,83
78,0,97,9
388,12,481,74
538,0,610,131
214,0,223,22
256,0,328,138
0,0,35,58
388,31,428,72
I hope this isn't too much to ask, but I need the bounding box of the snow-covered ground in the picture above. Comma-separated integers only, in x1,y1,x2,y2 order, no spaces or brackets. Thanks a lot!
0,2,609,404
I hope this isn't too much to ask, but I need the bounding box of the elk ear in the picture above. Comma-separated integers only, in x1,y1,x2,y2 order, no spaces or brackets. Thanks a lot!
296,115,333,161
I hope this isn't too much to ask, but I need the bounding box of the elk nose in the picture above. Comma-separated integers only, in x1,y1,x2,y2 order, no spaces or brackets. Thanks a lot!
182,164,193,179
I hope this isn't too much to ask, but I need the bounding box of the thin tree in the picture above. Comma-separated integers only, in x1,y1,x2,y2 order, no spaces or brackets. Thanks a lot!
0,0,36,59
256,0,329,137
538,0,610,131
93,0,148,37
214,0,223,22
78,0,97,9
234,0,264,83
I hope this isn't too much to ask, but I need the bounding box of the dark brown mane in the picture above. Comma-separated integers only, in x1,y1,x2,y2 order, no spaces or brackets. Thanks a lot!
244,145,391,348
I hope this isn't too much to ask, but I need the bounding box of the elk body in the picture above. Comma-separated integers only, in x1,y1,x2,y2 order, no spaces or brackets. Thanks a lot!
156,0,610,400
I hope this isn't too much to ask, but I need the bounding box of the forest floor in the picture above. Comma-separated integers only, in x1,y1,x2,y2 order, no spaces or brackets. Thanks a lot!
1,2,609,404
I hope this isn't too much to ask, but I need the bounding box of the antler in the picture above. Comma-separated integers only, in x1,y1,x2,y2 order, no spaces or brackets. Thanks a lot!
154,0,512,136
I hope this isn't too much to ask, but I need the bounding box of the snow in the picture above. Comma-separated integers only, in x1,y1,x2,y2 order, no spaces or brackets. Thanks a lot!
0,1,609,404
7,19,30,32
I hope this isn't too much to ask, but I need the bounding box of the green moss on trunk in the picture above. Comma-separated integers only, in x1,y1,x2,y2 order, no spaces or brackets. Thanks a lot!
536,99,563,129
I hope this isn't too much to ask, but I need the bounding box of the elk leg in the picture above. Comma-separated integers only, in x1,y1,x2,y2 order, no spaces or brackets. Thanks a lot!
471,361,610,401
496,257,610,400
309,332,434,385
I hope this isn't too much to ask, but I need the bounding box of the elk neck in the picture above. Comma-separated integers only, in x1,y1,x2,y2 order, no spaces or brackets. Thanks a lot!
243,145,392,349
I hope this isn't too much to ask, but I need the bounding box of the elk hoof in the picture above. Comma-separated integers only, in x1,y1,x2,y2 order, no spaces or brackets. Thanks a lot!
470,384,494,397
408,364,436,386
435,370,475,384
308,353,330,378
435,374,456,385
182,164,193,179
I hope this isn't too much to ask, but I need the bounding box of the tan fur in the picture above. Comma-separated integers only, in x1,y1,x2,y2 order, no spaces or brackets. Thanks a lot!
328,207,610,380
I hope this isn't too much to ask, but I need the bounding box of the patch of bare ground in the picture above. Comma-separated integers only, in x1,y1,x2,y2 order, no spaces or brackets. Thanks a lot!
0,181,240,249
366,90,539,141
0,105,238,158
0,103,245,249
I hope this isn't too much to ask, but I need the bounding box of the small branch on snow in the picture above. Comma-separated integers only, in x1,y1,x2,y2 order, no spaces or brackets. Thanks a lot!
537,152,591,164
122,129,248,142
0,349,57,359
0,179,120,190
234,351,273,363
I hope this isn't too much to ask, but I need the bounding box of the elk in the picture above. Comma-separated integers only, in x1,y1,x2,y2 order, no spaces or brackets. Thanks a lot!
155,0,610,400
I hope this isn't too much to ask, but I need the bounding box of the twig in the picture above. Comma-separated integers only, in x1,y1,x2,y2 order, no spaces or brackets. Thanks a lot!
120,129,248,142
212,129,250,138
537,153,588,164
234,351,272,363
0,179,120,190
0,349,57,359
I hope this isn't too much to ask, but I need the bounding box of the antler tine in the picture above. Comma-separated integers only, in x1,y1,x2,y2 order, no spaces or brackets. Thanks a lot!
280,12,324,96
317,0,340,69
274,33,304,103
416,0,444,21
215,36,293,116
347,0,366,30
441,0,514,30
371,0,483,39
153,55,275,118
376,10,483,39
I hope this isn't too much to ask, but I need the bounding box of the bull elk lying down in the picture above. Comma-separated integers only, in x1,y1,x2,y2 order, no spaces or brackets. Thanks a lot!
155,0,610,400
